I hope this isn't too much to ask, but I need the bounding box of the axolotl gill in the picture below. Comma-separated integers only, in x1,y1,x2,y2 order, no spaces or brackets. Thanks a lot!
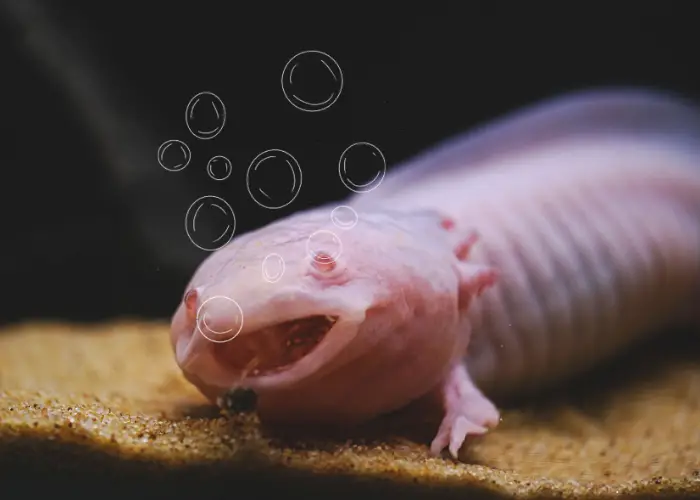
170,89,700,458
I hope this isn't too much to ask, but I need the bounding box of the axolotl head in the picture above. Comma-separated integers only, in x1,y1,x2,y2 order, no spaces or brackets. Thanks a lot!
170,206,495,425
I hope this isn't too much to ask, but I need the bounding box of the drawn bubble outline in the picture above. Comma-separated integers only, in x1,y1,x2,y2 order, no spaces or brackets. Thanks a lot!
330,205,359,230
207,155,233,181
246,148,303,210
306,229,343,263
196,295,244,344
185,91,227,140
157,139,191,172
281,50,344,112
261,253,286,283
185,195,237,252
338,141,387,194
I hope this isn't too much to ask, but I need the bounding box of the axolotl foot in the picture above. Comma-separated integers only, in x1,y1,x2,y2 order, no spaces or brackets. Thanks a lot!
430,362,500,458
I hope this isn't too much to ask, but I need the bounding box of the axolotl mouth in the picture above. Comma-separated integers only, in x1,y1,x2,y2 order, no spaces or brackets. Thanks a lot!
209,315,339,378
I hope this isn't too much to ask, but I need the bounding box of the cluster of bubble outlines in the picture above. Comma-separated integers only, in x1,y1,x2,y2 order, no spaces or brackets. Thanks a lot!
159,50,391,344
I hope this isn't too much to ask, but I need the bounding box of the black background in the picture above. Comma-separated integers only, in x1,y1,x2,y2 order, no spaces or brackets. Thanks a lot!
1,2,698,326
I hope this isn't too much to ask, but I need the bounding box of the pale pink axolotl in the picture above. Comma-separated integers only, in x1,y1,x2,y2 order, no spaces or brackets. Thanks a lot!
170,89,700,459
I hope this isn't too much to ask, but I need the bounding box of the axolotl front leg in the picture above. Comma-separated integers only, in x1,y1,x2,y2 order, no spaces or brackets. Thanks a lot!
430,225,501,458
431,362,500,457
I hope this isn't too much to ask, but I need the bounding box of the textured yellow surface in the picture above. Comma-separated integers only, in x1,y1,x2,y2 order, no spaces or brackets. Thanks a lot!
1,321,699,498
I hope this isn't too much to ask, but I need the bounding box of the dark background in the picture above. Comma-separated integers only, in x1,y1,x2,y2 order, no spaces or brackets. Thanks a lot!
0,1,698,326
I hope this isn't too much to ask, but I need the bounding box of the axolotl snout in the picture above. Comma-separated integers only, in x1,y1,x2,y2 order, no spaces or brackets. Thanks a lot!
172,88,700,459
172,207,499,457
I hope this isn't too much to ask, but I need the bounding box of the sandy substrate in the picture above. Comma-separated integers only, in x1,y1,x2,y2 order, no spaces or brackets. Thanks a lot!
1,321,699,498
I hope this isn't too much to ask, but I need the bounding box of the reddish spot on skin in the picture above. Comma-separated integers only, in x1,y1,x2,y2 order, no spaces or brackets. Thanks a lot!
312,251,337,272
454,232,480,261
440,217,456,231
184,288,198,320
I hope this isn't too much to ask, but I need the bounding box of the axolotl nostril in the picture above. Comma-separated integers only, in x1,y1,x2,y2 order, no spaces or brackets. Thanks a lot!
170,88,700,459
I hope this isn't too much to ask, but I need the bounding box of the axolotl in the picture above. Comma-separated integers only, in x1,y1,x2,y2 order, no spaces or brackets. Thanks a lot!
170,89,700,458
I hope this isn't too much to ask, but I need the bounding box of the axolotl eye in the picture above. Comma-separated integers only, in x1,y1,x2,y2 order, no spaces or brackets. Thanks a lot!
311,251,337,273
307,250,351,286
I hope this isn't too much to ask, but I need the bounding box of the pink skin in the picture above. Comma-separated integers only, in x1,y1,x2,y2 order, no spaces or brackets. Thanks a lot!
171,208,498,457
172,89,700,459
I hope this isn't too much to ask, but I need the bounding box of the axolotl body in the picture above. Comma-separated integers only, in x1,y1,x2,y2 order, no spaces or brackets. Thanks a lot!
170,89,700,458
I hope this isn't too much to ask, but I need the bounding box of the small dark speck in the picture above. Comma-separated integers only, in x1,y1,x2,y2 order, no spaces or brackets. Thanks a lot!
219,387,258,413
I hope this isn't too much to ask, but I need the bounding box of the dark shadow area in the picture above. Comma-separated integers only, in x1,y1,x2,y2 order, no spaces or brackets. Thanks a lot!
0,435,507,500
0,433,694,500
